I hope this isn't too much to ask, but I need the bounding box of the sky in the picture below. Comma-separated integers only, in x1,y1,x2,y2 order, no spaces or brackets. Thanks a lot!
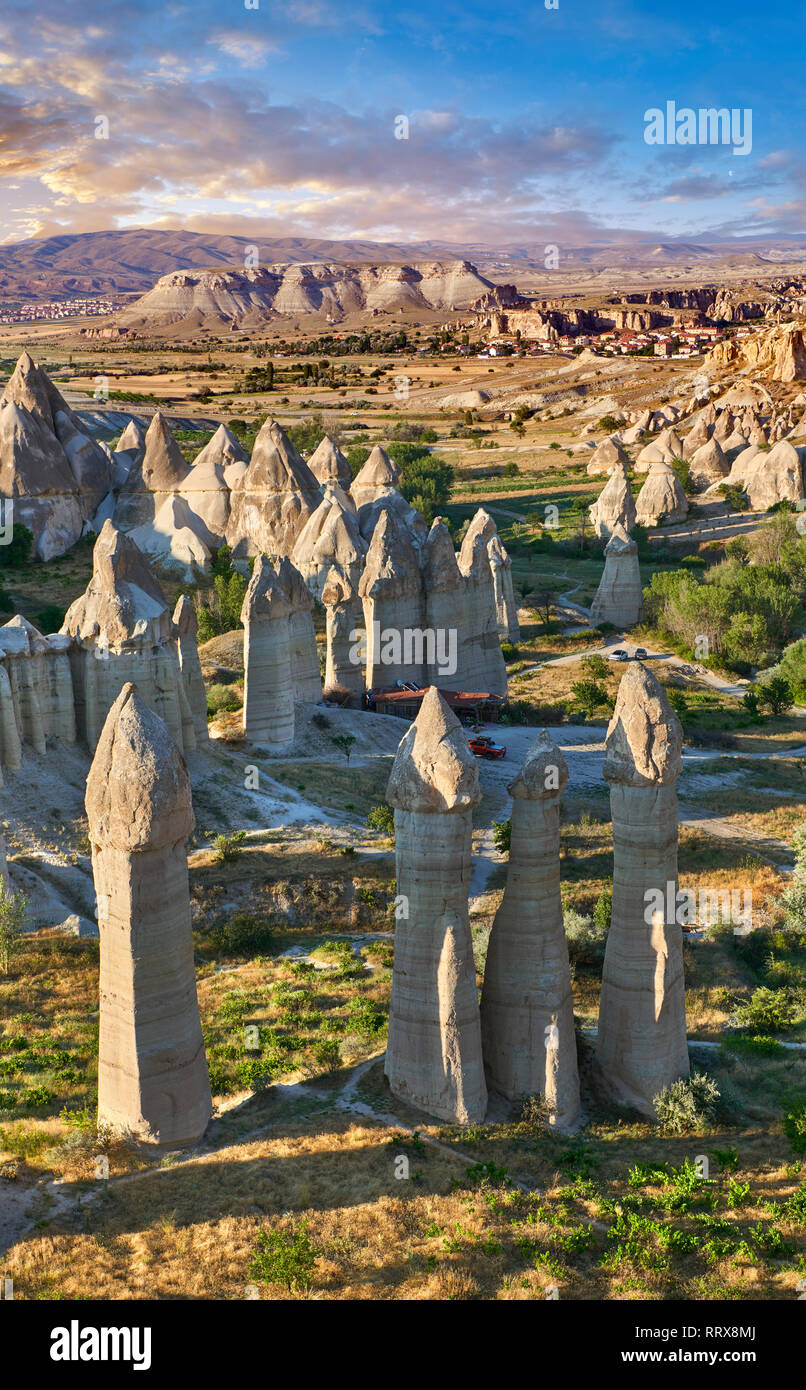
1,0,805,249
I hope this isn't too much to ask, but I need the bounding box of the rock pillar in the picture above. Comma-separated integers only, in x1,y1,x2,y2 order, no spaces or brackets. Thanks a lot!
597,662,689,1115
241,556,294,751
275,556,322,703
86,684,211,1147
322,567,364,700
480,730,580,1127
385,687,487,1123
173,595,209,745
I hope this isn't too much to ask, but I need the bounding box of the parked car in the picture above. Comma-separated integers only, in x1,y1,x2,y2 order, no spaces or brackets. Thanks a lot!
468,735,507,759
633,647,648,660
608,649,629,661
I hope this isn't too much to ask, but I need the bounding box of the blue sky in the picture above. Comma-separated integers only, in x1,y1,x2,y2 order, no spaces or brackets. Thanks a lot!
1,0,804,247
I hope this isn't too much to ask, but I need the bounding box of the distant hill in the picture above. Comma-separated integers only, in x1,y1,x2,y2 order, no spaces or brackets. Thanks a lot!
107,260,495,335
2,227,806,303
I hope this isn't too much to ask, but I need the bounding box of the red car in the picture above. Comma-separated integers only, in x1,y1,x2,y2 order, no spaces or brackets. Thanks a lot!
468,736,507,759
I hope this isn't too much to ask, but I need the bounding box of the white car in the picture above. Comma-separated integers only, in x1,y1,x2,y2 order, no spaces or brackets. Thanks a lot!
608,648,629,661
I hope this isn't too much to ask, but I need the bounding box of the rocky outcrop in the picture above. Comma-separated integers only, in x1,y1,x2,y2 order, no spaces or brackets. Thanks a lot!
634,426,683,472
307,435,352,490
480,731,579,1127
129,493,212,578
61,521,195,753
225,417,320,558
586,435,630,477
291,487,367,599
350,445,400,511
0,617,74,764
240,555,295,751
115,411,188,530
385,687,486,1123
741,439,804,510
456,533,508,696
688,436,729,491
322,568,364,700
590,526,644,629
87,684,211,1147
682,414,713,460
111,260,495,334
635,460,689,527
596,663,689,1116
0,351,112,560
421,520,466,688
173,596,209,745
275,556,322,703
460,509,519,641
359,510,426,689
175,424,248,548
589,460,637,541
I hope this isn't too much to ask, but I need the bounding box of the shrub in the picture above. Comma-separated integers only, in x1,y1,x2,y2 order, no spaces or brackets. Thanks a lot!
314,1040,342,1071
733,987,796,1034
0,882,27,975
249,1220,318,1292
35,604,66,633
209,911,274,957
570,679,610,718
366,804,394,835
781,1094,806,1154
580,653,609,680
492,818,512,855
653,1073,720,1134
593,886,612,933
213,831,247,863
741,688,762,720
563,908,607,966
347,997,386,1039
331,734,356,763
206,683,243,716
0,524,33,568
500,641,519,662
758,675,793,717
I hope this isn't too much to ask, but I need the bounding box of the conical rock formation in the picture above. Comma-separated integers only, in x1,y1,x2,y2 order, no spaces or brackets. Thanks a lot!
385,687,486,1123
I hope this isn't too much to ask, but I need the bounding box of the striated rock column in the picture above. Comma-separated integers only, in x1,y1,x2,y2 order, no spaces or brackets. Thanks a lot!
385,687,487,1123
359,510,427,689
241,556,294,751
322,567,364,700
173,595,209,745
480,731,580,1128
275,556,323,703
421,520,465,688
457,533,508,695
86,684,211,1147
597,663,689,1116
590,525,644,629
459,508,519,641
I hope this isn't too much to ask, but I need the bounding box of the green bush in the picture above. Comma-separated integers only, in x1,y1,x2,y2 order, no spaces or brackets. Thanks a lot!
249,1220,318,1292
492,818,512,855
366,804,394,836
35,604,66,633
313,1039,342,1071
733,987,796,1035
653,1073,720,1134
206,683,243,716
758,675,793,717
347,997,386,1039
500,641,519,662
213,831,247,863
209,911,274,957
563,908,607,966
593,886,612,933
0,524,33,568
781,1094,806,1154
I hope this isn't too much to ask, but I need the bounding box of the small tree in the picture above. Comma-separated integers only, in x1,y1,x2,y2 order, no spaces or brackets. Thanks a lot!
492,818,512,855
249,1219,318,1292
366,804,394,836
758,675,793,718
580,653,608,681
331,734,356,763
0,881,27,975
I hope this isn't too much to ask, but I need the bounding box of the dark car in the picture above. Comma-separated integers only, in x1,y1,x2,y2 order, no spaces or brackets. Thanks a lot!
468,735,507,759
633,647,648,660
